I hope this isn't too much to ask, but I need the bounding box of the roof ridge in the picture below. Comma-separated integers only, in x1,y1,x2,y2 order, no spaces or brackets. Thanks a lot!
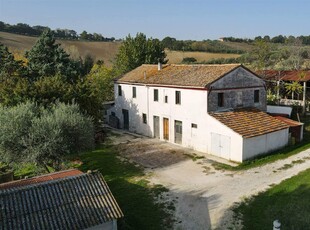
0,172,104,194
0,169,84,191
170,63,241,67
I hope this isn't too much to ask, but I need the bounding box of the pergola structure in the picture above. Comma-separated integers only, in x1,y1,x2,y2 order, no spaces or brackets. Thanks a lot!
258,70,310,114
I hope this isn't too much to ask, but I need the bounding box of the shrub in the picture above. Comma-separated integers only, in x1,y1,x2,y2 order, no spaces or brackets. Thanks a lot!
182,57,197,63
0,101,94,171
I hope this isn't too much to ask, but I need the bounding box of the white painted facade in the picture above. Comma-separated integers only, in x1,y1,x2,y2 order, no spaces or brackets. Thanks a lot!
243,129,289,160
113,83,210,153
110,66,290,162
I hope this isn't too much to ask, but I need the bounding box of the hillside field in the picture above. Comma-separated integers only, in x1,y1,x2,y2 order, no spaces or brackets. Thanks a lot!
1,31,242,66
0,31,121,67
165,50,240,63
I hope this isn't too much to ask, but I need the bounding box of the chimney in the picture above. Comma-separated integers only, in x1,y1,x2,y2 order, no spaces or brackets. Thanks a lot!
158,61,162,71
144,71,147,79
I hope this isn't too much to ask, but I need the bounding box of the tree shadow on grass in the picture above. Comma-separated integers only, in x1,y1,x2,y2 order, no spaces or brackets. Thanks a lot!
78,145,213,230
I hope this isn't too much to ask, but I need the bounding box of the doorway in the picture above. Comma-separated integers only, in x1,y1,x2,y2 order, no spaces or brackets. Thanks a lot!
174,120,182,144
122,109,129,130
163,118,169,140
153,116,160,138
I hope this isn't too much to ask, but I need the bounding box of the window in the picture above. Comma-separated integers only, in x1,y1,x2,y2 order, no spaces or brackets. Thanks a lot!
218,93,224,107
132,86,136,98
154,89,158,101
254,90,259,103
165,95,168,103
191,123,198,128
142,113,147,124
118,85,122,96
175,91,181,105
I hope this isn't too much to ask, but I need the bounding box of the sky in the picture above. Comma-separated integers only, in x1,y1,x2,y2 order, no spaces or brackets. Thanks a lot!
0,0,309,40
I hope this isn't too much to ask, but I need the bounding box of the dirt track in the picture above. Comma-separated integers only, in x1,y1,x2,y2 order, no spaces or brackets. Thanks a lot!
109,129,310,229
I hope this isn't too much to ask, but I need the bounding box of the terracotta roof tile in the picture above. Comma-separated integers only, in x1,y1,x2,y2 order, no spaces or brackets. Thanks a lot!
257,70,310,82
210,108,289,138
274,116,303,127
117,64,241,87
0,169,83,190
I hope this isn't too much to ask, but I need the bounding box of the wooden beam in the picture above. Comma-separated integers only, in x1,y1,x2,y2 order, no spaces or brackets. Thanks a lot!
302,81,306,115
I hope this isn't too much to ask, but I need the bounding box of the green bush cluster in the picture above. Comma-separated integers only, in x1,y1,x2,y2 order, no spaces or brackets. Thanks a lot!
0,101,94,171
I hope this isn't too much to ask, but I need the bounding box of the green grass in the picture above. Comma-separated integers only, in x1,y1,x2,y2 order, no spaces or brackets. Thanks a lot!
212,141,310,171
183,153,205,161
78,143,174,230
232,168,310,230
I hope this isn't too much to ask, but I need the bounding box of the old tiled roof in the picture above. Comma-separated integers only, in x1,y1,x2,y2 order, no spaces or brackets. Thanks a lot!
0,170,123,230
116,64,241,88
210,108,289,138
257,70,310,82
0,169,83,190
274,116,303,127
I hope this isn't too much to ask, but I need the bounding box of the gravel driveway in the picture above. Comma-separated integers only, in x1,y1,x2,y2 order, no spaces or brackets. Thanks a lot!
109,129,310,229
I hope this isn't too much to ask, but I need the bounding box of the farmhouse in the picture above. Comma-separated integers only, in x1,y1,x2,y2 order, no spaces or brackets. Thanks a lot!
109,64,292,162
0,169,123,230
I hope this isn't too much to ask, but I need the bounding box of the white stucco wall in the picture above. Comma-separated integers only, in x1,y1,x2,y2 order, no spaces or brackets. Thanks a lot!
206,115,244,162
243,128,289,161
112,83,210,152
267,105,292,117
113,84,152,136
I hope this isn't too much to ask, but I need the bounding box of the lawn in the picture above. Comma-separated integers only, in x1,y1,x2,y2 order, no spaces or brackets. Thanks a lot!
78,143,174,230
6,142,174,230
231,168,310,230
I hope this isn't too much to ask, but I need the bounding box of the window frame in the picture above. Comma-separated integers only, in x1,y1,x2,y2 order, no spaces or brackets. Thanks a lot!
142,113,147,124
218,92,224,107
118,85,122,96
154,89,159,101
132,86,136,98
254,90,259,103
175,91,181,105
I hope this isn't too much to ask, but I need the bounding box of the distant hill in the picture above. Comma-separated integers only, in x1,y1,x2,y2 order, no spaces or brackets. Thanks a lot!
0,31,121,67
0,31,248,66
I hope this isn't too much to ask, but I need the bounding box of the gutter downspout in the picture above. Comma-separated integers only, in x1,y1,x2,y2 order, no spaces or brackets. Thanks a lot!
146,85,150,137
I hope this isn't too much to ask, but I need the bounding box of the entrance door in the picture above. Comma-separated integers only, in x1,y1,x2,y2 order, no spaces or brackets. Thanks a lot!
163,118,169,140
122,109,129,130
211,133,231,159
153,116,160,138
174,120,182,144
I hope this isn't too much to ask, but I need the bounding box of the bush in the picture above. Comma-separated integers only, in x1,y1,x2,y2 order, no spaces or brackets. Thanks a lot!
0,101,94,170
182,57,197,63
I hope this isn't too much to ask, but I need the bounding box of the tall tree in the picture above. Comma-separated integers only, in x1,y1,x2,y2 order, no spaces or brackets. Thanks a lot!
25,29,78,81
251,40,273,71
0,43,24,76
114,33,167,75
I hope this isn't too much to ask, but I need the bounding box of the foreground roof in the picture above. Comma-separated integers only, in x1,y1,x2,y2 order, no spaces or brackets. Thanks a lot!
116,64,241,88
210,108,289,138
0,169,83,190
257,70,310,82
0,170,123,230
